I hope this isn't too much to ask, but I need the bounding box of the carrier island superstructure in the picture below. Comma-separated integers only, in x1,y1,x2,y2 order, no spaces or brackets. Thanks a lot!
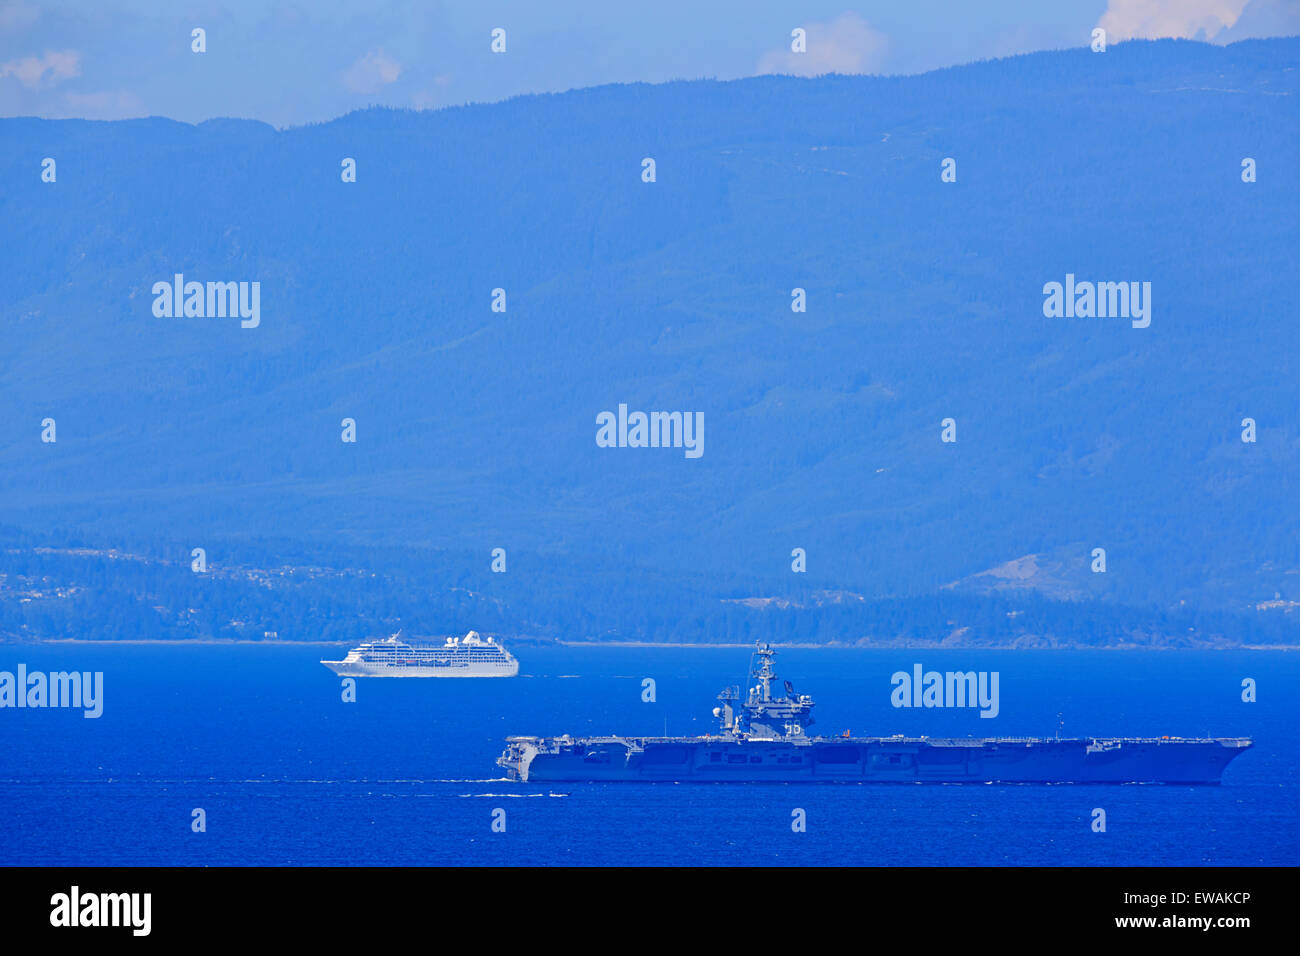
497,643,1251,783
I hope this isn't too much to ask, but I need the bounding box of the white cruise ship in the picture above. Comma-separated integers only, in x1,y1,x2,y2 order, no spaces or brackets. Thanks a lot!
320,630,519,677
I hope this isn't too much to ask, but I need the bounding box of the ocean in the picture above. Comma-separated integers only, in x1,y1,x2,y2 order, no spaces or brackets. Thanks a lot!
1,644,1295,866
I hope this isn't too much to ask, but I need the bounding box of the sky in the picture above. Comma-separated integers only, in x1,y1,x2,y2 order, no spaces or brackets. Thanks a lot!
2,0,1298,127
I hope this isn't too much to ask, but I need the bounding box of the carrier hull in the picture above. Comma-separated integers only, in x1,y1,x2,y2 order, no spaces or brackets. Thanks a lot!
498,735,1253,784
497,644,1252,783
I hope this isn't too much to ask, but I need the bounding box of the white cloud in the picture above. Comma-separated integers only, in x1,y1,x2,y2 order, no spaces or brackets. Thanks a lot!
1098,0,1252,41
756,13,888,77
342,49,402,94
0,49,80,89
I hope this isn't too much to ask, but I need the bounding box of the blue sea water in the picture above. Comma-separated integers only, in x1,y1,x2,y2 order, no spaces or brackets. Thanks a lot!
0,644,1295,866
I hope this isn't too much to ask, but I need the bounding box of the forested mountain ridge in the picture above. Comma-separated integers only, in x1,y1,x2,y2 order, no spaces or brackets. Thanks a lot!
1,37,1296,627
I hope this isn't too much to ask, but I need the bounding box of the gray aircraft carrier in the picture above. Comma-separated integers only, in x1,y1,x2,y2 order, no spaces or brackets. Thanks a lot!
497,644,1252,783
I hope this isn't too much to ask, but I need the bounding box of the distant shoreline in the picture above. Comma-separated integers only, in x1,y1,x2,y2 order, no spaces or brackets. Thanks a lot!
557,641,1297,650
1,639,1293,650
4,638,348,646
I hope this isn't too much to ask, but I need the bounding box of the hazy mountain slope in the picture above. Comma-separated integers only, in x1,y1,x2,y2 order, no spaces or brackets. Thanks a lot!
1,37,1296,611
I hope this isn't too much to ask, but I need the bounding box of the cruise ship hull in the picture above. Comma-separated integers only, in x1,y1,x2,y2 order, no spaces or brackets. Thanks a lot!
320,629,519,677
498,736,1253,783
322,659,518,677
